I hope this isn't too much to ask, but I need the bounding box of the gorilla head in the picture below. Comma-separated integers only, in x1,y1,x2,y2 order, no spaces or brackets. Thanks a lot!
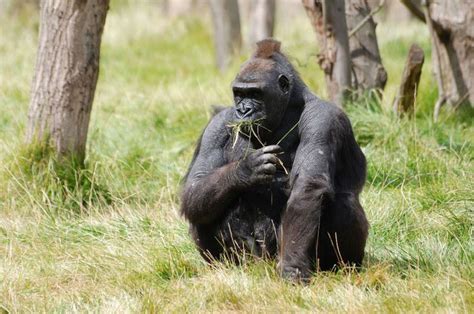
232,40,294,132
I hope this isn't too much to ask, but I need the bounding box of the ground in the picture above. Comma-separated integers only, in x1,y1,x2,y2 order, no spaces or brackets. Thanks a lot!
0,2,473,312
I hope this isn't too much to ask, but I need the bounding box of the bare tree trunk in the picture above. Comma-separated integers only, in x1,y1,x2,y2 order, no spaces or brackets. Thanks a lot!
161,0,198,17
385,0,416,22
302,0,352,106
238,0,252,21
346,0,387,94
191,0,207,11
209,0,242,72
158,0,169,15
248,0,276,46
402,0,473,118
393,44,425,116
27,0,109,163
425,0,473,117
400,0,425,22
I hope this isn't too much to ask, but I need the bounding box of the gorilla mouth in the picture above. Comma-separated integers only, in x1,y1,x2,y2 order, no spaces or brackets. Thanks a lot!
240,108,254,118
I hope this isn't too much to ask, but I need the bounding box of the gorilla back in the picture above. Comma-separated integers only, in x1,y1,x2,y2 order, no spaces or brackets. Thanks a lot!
181,39,368,281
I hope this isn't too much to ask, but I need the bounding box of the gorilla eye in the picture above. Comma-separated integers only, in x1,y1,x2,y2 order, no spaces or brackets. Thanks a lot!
233,90,243,99
250,90,262,99
278,74,290,94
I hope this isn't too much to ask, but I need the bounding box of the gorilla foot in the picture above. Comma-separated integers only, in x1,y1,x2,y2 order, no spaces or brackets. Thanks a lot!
280,265,311,284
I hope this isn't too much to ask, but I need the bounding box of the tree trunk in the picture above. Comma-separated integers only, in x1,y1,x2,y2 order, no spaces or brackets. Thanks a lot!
161,0,198,17
158,0,169,15
346,0,387,94
402,0,473,117
302,0,352,106
209,0,242,72
425,0,473,115
27,0,109,163
400,0,425,22
248,0,276,46
385,0,416,22
393,44,425,116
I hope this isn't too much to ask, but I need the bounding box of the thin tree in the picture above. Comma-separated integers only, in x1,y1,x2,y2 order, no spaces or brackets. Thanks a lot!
209,0,242,72
248,0,276,46
302,0,352,106
27,0,109,164
346,0,387,94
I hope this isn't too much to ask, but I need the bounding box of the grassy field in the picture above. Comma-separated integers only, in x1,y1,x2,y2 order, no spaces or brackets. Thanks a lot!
1,2,473,312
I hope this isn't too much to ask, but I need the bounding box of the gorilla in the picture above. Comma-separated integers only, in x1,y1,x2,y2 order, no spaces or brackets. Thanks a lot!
181,39,369,281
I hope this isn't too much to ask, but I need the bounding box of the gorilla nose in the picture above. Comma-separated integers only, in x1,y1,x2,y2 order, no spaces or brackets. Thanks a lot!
236,104,254,118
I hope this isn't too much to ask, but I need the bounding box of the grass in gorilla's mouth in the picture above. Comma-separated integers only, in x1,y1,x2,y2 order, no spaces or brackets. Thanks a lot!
227,118,268,148
227,119,289,175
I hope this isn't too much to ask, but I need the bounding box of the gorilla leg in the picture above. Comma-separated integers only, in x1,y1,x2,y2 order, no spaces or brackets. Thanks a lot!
315,194,369,271
191,225,223,263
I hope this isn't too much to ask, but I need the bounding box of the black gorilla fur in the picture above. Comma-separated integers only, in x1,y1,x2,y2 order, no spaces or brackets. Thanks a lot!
181,39,369,281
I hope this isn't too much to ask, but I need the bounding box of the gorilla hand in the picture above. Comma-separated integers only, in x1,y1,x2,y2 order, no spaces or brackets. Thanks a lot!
236,145,282,186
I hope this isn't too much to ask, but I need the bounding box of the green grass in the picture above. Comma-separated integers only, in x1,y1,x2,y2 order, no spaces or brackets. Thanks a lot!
1,2,473,312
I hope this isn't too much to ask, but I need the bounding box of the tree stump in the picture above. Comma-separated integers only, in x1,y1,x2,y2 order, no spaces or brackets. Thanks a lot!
393,44,425,116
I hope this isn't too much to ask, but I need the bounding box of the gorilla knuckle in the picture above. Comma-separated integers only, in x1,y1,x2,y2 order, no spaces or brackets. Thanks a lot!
262,145,282,154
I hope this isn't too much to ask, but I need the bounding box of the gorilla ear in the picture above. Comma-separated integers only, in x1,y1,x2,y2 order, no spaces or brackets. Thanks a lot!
278,74,290,94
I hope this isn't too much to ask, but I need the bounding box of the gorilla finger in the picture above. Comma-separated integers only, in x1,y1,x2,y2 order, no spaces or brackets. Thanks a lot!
260,163,276,174
255,174,273,184
261,145,283,154
245,151,261,164
258,153,279,165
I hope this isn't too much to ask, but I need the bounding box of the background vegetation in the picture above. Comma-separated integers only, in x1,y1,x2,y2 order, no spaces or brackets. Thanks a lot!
1,2,472,312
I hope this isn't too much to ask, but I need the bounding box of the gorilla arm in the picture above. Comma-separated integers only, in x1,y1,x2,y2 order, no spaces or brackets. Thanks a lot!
181,111,241,225
279,100,340,280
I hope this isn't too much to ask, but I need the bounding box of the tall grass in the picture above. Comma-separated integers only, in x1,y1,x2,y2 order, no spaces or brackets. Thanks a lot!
0,2,472,312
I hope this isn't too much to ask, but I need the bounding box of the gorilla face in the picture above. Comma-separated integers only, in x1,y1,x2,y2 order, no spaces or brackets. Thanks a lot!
232,70,291,132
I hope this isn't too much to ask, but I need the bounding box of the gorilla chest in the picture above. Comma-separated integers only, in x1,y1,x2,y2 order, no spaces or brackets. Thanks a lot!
219,141,296,257
225,140,295,205
225,137,297,206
